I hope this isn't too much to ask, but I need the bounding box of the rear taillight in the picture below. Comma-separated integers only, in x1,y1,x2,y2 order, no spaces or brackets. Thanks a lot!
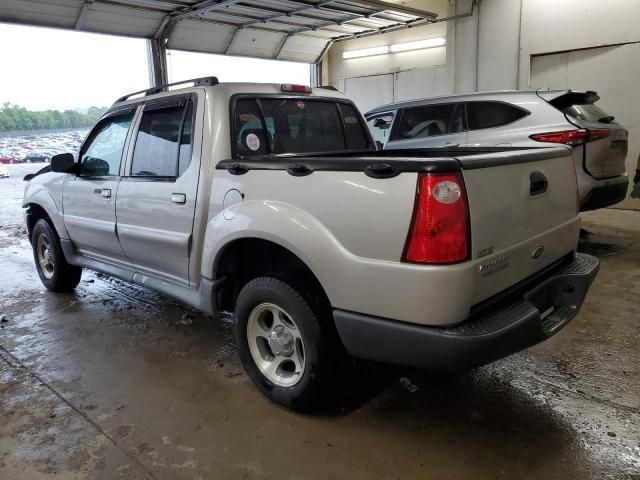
587,128,612,141
403,172,470,264
530,128,610,145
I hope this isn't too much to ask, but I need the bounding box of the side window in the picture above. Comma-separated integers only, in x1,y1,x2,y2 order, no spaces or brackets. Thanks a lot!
131,101,193,178
235,99,269,156
466,101,528,130
366,113,394,147
395,103,464,140
79,113,133,177
339,103,369,150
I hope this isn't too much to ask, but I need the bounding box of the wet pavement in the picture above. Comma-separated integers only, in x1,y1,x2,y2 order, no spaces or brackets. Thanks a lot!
1,163,639,479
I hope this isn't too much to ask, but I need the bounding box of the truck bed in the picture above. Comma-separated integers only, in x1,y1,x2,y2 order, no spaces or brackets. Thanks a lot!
213,145,580,327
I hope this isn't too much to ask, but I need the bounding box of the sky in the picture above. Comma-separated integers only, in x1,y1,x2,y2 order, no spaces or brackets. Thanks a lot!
0,23,310,112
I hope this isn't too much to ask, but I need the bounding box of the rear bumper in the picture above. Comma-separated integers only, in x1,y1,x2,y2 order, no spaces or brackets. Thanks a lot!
334,253,599,371
580,177,628,211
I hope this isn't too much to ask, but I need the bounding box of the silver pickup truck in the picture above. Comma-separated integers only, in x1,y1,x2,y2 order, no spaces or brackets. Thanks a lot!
23,77,599,410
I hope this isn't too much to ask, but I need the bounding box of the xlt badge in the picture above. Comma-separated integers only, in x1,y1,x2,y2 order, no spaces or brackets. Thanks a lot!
479,255,509,278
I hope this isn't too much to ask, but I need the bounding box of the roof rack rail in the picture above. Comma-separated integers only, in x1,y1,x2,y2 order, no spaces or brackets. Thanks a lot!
115,76,219,103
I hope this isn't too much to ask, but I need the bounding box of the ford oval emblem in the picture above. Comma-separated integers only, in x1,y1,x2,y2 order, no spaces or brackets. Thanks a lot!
531,246,544,260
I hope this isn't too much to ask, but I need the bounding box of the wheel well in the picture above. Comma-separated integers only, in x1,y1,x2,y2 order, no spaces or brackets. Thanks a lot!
25,203,52,239
215,238,331,314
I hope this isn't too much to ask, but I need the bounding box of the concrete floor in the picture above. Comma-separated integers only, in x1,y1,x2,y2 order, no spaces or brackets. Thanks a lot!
1,164,639,479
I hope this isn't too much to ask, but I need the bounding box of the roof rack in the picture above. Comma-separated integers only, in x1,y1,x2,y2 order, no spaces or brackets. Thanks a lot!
115,76,218,103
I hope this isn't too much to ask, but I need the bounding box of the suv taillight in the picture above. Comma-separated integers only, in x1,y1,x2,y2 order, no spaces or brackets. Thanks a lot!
403,172,470,264
530,128,610,145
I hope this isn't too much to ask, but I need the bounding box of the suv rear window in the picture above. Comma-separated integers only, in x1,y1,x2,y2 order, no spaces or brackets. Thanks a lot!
561,104,617,124
466,101,528,130
233,98,370,156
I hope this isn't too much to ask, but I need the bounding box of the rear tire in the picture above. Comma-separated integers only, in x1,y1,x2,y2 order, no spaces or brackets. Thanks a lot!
31,219,82,292
234,276,345,410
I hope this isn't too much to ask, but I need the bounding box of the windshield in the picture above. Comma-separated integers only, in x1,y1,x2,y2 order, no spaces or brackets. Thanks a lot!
233,97,371,157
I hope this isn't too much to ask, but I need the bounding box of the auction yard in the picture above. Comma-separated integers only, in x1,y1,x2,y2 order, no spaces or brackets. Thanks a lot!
1,163,639,478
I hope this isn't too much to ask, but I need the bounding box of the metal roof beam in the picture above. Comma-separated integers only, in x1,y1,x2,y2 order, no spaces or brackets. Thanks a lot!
332,17,425,41
340,0,436,19
74,0,93,30
274,32,293,59
170,0,246,21
232,2,366,30
186,15,332,40
224,27,241,54
314,38,334,63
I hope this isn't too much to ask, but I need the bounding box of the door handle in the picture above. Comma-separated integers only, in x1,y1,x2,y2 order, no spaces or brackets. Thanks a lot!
171,193,186,204
530,171,549,196
101,188,111,198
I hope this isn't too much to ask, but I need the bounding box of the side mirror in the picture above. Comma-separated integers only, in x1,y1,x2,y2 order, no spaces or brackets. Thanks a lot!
375,140,384,150
50,153,76,173
82,158,110,176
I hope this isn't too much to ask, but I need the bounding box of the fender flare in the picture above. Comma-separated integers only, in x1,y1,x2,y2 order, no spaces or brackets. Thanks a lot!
23,186,70,240
200,200,355,304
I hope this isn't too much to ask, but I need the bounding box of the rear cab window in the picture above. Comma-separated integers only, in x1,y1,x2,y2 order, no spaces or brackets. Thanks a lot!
232,96,372,157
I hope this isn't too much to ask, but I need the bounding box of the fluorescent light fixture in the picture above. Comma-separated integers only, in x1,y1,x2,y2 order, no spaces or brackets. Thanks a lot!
342,37,446,59
342,45,390,59
390,37,446,53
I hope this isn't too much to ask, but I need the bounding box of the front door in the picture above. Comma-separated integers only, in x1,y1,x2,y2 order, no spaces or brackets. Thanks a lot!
115,96,200,286
63,110,136,262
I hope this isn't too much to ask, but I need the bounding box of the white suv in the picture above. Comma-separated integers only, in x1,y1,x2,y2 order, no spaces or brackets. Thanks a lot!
366,90,629,211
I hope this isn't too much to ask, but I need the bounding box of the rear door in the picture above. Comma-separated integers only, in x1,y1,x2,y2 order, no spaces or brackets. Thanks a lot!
63,109,136,262
385,103,467,149
544,92,628,179
115,94,201,286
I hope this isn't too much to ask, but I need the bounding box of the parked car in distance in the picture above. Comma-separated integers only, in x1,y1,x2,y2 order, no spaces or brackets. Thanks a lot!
365,90,629,211
23,78,599,410
0,164,9,178
22,152,50,163
0,153,16,164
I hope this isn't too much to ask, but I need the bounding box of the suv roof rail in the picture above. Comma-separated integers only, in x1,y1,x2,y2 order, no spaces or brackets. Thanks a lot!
115,76,219,103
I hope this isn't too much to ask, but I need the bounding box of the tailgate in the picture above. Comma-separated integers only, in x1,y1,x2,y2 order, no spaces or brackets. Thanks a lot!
459,147,581,304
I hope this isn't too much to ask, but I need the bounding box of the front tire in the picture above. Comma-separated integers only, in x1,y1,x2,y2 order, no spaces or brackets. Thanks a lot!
234,276,344,410
31,219,82,292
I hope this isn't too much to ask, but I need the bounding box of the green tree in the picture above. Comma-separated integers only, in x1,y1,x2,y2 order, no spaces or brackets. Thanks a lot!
0,104,107,133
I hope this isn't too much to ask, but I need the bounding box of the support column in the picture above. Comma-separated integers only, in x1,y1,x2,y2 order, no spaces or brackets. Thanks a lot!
147,38,169,88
